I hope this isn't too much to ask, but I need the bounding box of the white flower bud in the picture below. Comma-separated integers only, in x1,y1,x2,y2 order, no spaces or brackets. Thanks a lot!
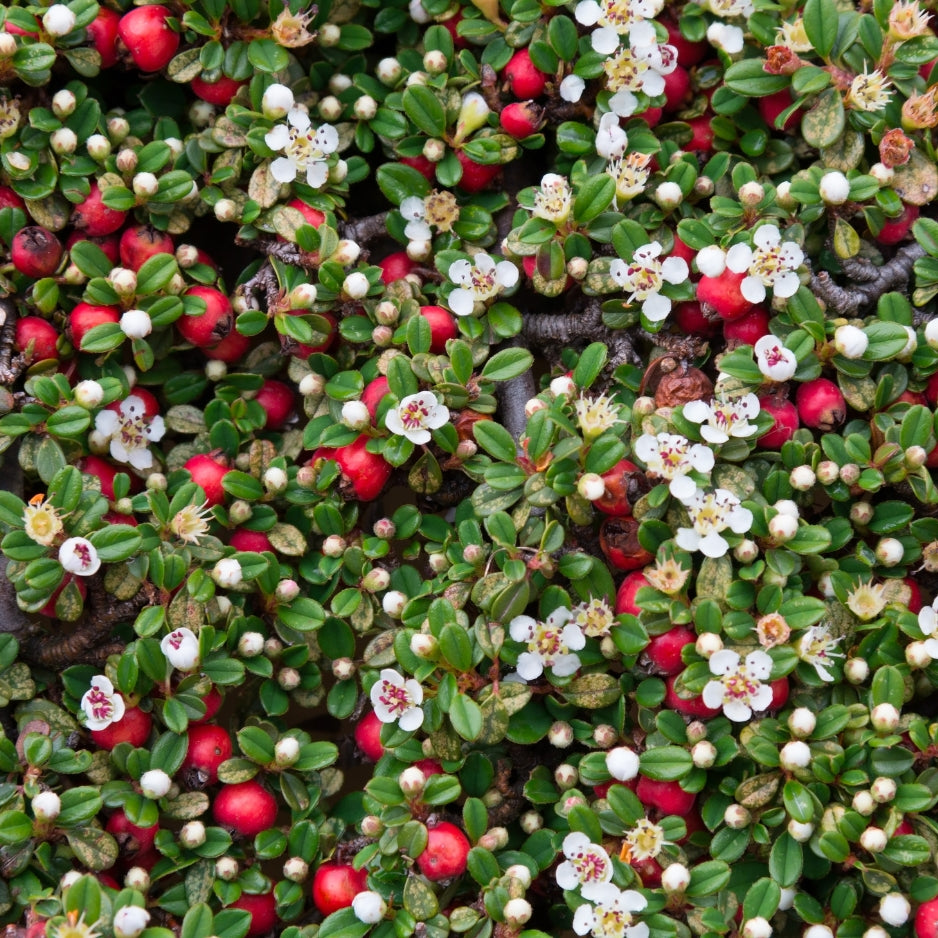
238,631,265,657
73,380,105,409
870,163,894,185
548,720,574,748
788,708,816,738
879,893,911,927
262,83,294,119
283,856,309,882
525,397,549,416
0,33,16,57
263,466,288,494
778,887,796,911
520,810,542,833
654,181,683,210
140,769,172,799
606,746,639,781
61,871,83,890
341,400,371,430
406,239,432,262
108,267,137,296
833,324,868,359
215,856,239,880
870,702,900,732
278,667,301,690
362,568,391,592
50,127,78,155
86,134,111,161
875,537,904,567
845,657,869,684
343,271,370,299
768,513,799,544
819,171,851,205
577,472,606,501
423,137,446,162
120,309,152,340
550,375,576,397
789,466,816,491
853,790,875,815
925,318,938,350
32,790,62,820
299,373,325,396
555,764,579,790
43,4,77,36
695,632,723,658
734,539,759,564
212,558,243,588
322,534,346,557
132,172,160,199
804,926,834,938
871,776,897,803
696,245,727,278
906,641,933,669
504,899,533,927
738,182,765,206
214,198,238,222
692,740,717,768
661,862,691,894
377,57,402,85
743,918,772,938
399,765,427,796
275,736,300,766
113,906,150,938
787,819,814,842
816,461,840,484
289,283,318,308
410,633,438,657
352,891,387,924
179,820,206,848
724,804,751,828
382,590,407,618
860,826,887,853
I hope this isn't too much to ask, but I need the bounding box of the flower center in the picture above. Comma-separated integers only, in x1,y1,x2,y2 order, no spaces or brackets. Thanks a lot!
605,48,647,92
571,849,609,882
377,681,413,715
468,267,497,298
86,687,115,721
723,667,758,700
401,401,431,430
286,127,320,169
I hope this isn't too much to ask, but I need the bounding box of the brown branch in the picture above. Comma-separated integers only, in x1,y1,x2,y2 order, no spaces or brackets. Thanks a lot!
496,336,535,452
0,299,28,387
339,212,389,244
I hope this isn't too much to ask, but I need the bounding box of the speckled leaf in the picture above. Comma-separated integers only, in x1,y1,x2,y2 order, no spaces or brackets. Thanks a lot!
820,130,864,172
736,772,782,809
249,164,281,209
892,148,938,206
404,875,439,922
838,374,876,412
217,757,260,784
695,556,734,604
475,693,509,745
268,523,307,556
162,791,210,820
800,89,844,149
711,464,756,499
186,859,215,906
429,725,463,761
165,405,206,434
561,674,620,709
167,47,203,83
65,828,118,871
363,629,399,668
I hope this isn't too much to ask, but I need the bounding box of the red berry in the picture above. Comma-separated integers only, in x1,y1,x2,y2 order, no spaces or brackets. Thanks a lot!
876,204,919,245
180,285,234,348
663,19,708,66
361,376,390,421
670,235,695,266
291,310,337,357
723,307,770,346
181,723,232,785
646,626,695,676
71,182,127,237
119,225,174,270
595,459,647,517
212,780,278,837
615,570,650,616
313,435,392,502
769,677,789,710
69,302,121,350
894,390,927,407
419,305,458,353
630,855,662,887
674,301,719,338
664,674,721,719
184,452,230,506
796,378,846,431
78,455,126,500
440,10,468,49
641,106,664,128
599,516,654,571
662,66,691,112
11,226,63,278
0,186,25,211
15,317,58,362
205,330,252,363
414,758,444,777
191,75,245,106
499,101,543,138
635,776,697,816
456,150,501,192
229,892,277,937
758,90,801,132
90,706,152,750
503,49,547,99
905,578,923,614
105,808,159,854
416,822,470,881
354,710,385,761
399,155,436,182
255,378,294,430
916,897,938,938
230,529,274,553
378,251,418,284
66,231,120,264
39,574,87,617
894,819,915,837
287,198,326,228
87,6,121,69
118,5,179,72
757,396,799,450
697,271,753,320
686,114,715,152
312,862,368,915
192,684,224,724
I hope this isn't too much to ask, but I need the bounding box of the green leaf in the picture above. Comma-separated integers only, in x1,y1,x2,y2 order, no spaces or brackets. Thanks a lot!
377,163,431,204
473,421,518,462
136,254,178,295
402,85,446,137
450,693,482,741
89,525,142,562
782,779,817,823
743,878,781,921
480,347,533,381
723,59,791,97
803,0,839,58
638,746,693,781
769,832,803,887
247,38,289,73
871,664,904,709
573,175,615,224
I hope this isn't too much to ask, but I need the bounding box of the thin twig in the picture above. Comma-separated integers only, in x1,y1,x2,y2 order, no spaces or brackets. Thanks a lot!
339,212,389,244
496,336,535,453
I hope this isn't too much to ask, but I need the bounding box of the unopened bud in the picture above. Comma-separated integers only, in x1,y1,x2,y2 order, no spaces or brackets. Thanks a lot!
278,667,301,690
554,764,579,790
179,820,206,848
399,766,427,796
789,466,816,490
132,172,160,199
692,740,717,768
343,271,370,299
875,537,904,567
870,702,900,733
548,720,574,748
849,501,874,525
332,657,356,681
845,657,869,684
816,460,840,484
377,57,402,85
738,181,765,206
238,631,265,657
661,862,691,894
362,568,391,592
577,472,606,501
871,776,897,803
519,810,542,833
504,898,533,927
382,590,407,618
695,633,723,658
853,790,875,815
275,736,301,766
819,171,851,205
724,804,751,828
860,826,887,853
215,857,239,881
322,534,347,557
787,819,814,842
283,856,309,882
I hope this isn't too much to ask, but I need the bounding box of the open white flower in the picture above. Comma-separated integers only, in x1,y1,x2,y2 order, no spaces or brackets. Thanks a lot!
797,625,844,682
574,0,665,55
265,111,338,188
370,668,424,731
725,226,803,304
634,432,714,501
161,627,200,672
610,242,689,322
846,580,888,622
447,254,519,316
754,335,798,382
556,832,614,898
80,675,126,730
170,501,213,544
509,607,585,680
400,195,433,241
533,173,573,224
606,151,652,205
683,394,761,444
845,69,893,112
23,494,64,546
603,24,678,99
385,391,450,444
675,488,753,558
622,818,667,861
94,395,166,471
113,906,150,938
575,393,622,440
702,649,773,722
917,598,938,659
59,537,101,576
596,112,629,160
573,883,649,938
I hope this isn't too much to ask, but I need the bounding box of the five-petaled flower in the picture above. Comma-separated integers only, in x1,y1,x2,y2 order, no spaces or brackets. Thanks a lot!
575,393,623,440
797,625,845,682
265,109,339,188
447,254,519,316
634,432,715,501
370,668,424,731
702,649,773,722
80,675,125,730
610,242,689,322
385,391,450,444
161,627,201,672
572,884,649,938
574,0,665,55
23,494,63,546
556,831,615,898
509,607,585,680
675,488,753,558
59,537,101,576
754,334,798,382
724,225,804,304
683,394,761,445
917,598,938,659
94,395,166,471
533,173,573,224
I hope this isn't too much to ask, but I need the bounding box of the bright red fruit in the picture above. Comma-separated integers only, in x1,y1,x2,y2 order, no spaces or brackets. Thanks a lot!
674,301,719,338
686,115,715,152
362,376,390,420
87,6,121,68
15,317,58,361
399,155,436,182
71,182,127,236
419,305,458,353
636,776,697,816
192,684,224,724
11,227,63,278
313,435,392,501
0,186,25,211
664,674,721,718
723,307,770,346
378,251,418,284
595,459,648,517
119,225,174,270
876,204,919,245
354,710,385,761
69,302,120,350
905,578,923,614
630,855,662,887
180,286,234,347
192,75,245,106
504,49,547,98
769,677,789,710
230,529,274,553
182,723,232,785
205,330,252,363
90,706,152,750
229,892,277,937
78,455,125,500
67,231,120,264
663,19,708,65
796,378,846,431
416,822,471,880
118,5,179,72
105,808,159,854
456,150,501,192
256,379,294,430
757,396,799,450
212,780,278,836
600,516,654,571
500,101,543,138
697,271,753,320
312,862,368,915
758,90,801,132
646,626,695,675
916,897,938,938
287,198,326,228
414,758,444,777
184,453,230,506
662,66,691,112
615,570,650,616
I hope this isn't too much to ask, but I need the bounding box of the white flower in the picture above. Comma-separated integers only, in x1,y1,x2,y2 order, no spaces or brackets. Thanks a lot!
161,627,200,671
634,432,714,501
606,151,652,205
572,883,649,938
683,394,760,444
560,75,586,102
603,25,678,99
352,891,387,924
574,393,622,440
212,558,243,588
707,22,744,53
833,324,868,359
400,195,433,241
596,112,629,160
574,0,665,54
265,111,339,188
80,675,126,730
610,242,689,322
447,254,519,315
572,597,616,638
23,494,64,547
370,668,424,731
113,906,151,938
606,746,640,781
845,70,893,112
262,83,295,119
170,501,213,544
140,769,172,799
675,487,753,558
556,832,614,899
120,309,152,340
917,598,938,659
43,4,76,36
533,173,573,224
724,226,804,304
622,818,667,860
385,391,450,444
754,335,798,382
696,244,727,278
94,395,166,471
59,537,101,576
797,625,845,682
509,607,585,680
702,649,773,722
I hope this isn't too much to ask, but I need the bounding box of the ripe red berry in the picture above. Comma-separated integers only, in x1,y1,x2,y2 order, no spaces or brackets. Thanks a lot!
69,302,121,350
674,301,719,338
641,106,664,128
595,459,647,517
229,891,277,937
503,49,547,99
229,529,274,553
255,378,294,430
118,5,180,72
192,684,224,724
399,155,436,183
646,626,695,676
769,677,789,710
615,570,650,616
599,516,654,571
87,6,121,69
664,674,721,719
287,198,326,229
663,18,708,66
181,723,232,786
78,455,126,500
758,89,801,132
361,376,390,421
191,75,245,106
876,204,919,245
757,396,799,450
414,758,444,777
105,808,159,854
354,710,385,761
635,776,697,816
205,330,252,363
180,286,234,348
66,231,120,264
499,101,543,138
378,251,418,284
723,307,770,346
11,227,63,278
212,780,278,837
184,452,230,506
416,821,470,881
796,378,846,431
0,186,25,211
916,897,938,938
313,435,392,502
697,271,753,320
629,855,662,887
456,150,501,193
904,578,923,614
662,66,691,112
312,862,368,915
419,305,458,353
15,317,58,362
119,225,174,270
71,182,127,237
685,114,715,152
90,706,152,750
